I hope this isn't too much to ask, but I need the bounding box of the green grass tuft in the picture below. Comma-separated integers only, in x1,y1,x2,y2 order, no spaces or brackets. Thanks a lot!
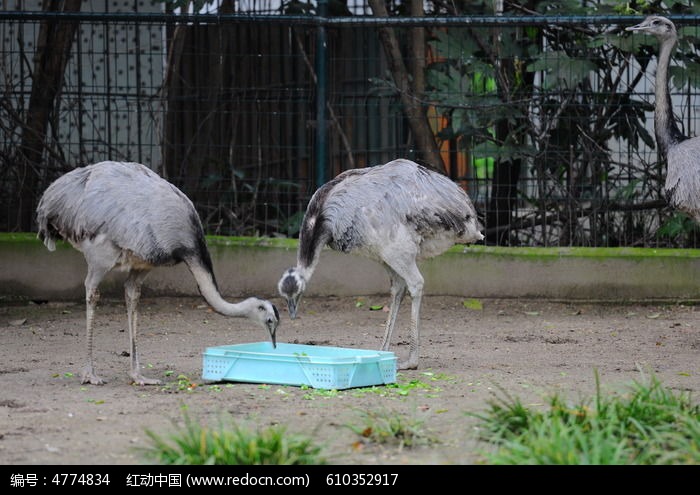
141,412,326,465
471,371,700,465
345,407,438,449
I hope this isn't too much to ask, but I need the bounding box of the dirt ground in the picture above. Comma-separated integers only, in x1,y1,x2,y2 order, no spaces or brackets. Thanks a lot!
0,293,698,466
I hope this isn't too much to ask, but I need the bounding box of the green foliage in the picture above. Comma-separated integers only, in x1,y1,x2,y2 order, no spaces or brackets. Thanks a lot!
539,0,594,15
295,372,453,400
425,25,525,161
279,210,305,238
195,166,302,237
471,372,700,465
345,407,438,449
417,0,700,247
614,179,642,202
142,411,326,465
159,374,198,393
527,51,597,90
462,298,483,310
657,212,700,240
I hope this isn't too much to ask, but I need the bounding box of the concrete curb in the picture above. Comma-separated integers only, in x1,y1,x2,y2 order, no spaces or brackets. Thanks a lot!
2,233,700,302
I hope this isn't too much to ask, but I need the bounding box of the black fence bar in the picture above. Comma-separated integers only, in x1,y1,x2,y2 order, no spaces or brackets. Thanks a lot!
3,11,700,27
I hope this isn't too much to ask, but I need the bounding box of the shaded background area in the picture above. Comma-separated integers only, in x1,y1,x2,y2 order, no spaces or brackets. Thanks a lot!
3,0,700,248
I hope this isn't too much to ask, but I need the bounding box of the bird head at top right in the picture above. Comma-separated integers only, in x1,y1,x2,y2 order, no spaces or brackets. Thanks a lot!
626,15,677,41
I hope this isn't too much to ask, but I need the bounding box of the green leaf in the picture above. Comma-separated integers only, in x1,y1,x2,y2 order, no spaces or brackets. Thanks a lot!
658,213,698,238
462,298,483,310
470,141,537,163
527,51,596,90
369,305,384,311
614,179,641,201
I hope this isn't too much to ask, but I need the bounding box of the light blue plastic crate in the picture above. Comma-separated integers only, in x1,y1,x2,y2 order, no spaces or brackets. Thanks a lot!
202,342,397,390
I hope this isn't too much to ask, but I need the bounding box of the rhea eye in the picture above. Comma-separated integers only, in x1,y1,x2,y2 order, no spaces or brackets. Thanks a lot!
258,305,265,311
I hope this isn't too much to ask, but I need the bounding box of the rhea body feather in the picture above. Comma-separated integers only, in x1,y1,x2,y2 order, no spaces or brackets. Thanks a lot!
296,159,481,279
38,161,207,268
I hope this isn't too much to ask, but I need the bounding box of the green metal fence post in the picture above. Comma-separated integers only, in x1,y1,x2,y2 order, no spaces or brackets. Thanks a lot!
315,0,328,188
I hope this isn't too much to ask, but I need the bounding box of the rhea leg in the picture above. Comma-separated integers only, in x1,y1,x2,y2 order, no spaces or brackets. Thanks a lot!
403,274,424,370
81,265,111,385
380,267,407,351
383,260,424,370
124,269,159,385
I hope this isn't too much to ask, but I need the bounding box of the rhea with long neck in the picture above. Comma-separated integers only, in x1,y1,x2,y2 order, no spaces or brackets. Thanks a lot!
36,160,280,385
627,16,686,154
277,159,484,370
626,16,700,220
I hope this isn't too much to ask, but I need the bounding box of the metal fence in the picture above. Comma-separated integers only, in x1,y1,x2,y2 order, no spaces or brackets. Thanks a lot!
3,5,700,248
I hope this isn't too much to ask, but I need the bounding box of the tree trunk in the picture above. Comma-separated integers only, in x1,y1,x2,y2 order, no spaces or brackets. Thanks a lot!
162,0,235,195
486,65,528,246
17,0,81,232
409,0,425,100
484,2,535,245
486,156,522,245
161,23,188,183
367,0,444,174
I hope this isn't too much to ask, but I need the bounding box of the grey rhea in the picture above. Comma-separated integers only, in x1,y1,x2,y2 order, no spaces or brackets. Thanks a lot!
277,158,484,370
627,16,700,223
36,161,280,386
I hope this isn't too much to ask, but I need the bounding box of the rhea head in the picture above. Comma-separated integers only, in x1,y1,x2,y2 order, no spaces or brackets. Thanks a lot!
278,268,306,319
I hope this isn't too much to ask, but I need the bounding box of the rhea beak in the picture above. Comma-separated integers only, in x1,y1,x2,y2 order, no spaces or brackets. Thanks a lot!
268,305,279,348
287,296,299,320
268,322,278,348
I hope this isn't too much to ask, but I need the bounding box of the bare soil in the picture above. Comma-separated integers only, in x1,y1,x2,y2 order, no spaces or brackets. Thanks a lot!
1,294,698,465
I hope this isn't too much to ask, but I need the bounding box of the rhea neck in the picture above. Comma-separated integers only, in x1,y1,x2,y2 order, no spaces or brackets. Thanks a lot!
186,260,257,317
294,228,331,284
292,261,316,287
654,34,684,156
